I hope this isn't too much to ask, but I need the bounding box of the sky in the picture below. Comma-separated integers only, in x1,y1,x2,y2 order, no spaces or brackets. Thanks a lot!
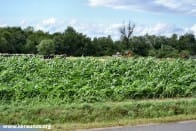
0,0,196,40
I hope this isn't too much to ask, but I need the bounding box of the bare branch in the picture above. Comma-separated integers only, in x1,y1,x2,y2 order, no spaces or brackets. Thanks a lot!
119,21,136,48
127,22,135,39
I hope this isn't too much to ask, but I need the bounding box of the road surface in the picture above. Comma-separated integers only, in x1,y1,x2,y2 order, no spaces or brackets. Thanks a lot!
87,120,196,131
0,126,40,131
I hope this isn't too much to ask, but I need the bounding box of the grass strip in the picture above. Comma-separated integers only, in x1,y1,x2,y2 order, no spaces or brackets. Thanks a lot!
0,98,195,130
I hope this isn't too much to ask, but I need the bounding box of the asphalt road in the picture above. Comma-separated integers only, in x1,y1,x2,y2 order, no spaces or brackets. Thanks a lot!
0,127,41,131
87,120,196,131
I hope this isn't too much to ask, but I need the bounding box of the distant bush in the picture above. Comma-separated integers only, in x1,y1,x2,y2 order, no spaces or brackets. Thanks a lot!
156,45,179,58
179,50,190,59
37,39,55,55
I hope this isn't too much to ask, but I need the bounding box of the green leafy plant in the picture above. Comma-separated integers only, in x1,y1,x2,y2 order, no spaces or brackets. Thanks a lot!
0,56,195,103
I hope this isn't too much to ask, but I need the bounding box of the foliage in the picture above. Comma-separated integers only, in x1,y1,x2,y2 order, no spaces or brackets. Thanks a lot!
37,39,55,55
0,26,195,57
0,57,195,103
92,36,117,56
156,45,179,58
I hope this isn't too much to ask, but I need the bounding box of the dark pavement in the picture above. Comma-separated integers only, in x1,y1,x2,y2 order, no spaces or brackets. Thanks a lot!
87,120,196,131
0,126,42,131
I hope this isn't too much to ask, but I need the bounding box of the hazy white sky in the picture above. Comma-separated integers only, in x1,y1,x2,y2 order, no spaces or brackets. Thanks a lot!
0,0,195,39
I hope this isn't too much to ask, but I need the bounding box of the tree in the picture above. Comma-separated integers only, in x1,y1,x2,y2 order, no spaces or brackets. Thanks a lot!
178,33,195,55
169,34,178,48
0,37,9,53
0,26,195,57
53,32,65,54
37,39,55,55
119,21,135,49
92,36,115,56
25,30,51,54
5,27,26,53
24,39,38,54
131,36,150,56
62,26,93,56
0,30,15,53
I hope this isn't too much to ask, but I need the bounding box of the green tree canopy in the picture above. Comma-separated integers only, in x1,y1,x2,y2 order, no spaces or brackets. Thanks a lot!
37,39,55,55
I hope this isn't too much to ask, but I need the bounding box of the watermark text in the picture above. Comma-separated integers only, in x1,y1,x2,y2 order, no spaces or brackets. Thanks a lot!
2,125,51,129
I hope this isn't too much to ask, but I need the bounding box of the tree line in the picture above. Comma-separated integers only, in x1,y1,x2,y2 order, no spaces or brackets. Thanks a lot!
0,25,195,58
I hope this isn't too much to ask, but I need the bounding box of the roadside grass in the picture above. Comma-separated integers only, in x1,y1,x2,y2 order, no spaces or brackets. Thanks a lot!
0,98,195,130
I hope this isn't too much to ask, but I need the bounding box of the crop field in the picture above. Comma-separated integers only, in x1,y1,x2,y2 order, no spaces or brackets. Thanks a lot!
0,56,195,103
0,56,196,130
